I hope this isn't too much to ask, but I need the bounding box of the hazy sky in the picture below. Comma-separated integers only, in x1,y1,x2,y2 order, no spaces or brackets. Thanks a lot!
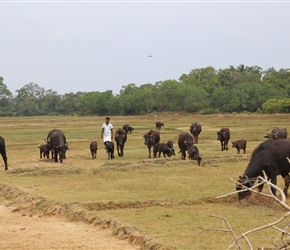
1,1,289,95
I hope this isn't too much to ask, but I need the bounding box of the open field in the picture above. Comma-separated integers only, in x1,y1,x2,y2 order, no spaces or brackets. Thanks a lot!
1,113,290,249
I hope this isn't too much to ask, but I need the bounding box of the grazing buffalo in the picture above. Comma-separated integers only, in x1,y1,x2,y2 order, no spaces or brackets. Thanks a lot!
236,139,290,200
115,129,127,157
217,128,230,151
232,139,247,154
153,143,175,158
143,130,160,158
38,144,51,159
166,140,174,149
122,124,134,134
90,141,98,159
187,145,202,166
46,129,68,163
105,141,114,159
178,132,202,166
0,136,8,170
264,127,288,139
189,122,202,143
155,122,164,130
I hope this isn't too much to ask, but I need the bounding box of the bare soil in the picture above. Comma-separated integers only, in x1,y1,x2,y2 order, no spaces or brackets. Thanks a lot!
0,205,140,250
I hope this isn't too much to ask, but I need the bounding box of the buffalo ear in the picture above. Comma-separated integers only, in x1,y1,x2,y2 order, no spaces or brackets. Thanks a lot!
239,175,242,179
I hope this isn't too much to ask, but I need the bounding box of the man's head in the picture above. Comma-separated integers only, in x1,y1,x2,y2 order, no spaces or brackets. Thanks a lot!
105,117,110,124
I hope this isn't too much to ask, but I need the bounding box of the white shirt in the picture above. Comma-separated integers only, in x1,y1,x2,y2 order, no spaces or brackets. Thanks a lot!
102,123,113,142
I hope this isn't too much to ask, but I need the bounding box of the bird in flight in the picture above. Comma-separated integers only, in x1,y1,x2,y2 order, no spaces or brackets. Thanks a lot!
149,55,152,57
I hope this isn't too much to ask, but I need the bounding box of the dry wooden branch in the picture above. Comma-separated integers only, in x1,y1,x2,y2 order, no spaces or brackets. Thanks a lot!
203,172,290,249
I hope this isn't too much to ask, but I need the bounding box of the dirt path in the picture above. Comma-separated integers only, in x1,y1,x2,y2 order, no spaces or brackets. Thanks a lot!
0,205,140,250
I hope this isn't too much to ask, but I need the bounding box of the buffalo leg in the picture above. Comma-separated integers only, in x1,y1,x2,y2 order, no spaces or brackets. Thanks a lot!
117,144,121,157
148,146,151,158
283,174,290,197
1,152,7,170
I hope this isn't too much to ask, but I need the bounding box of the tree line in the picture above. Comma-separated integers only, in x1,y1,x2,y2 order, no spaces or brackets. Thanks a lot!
1,64,290,116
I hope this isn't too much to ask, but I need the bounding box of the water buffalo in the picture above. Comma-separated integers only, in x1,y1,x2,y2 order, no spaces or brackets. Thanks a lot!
178,132,202,165
166,140,174,149
236,139,290,200
232,139,247,154
38,144,51,159
187,145,202,166
217,128,230,151
105,141,114,159
153,143,175,158
122,124,134,134
0,136,8,170
143,130,160,158
90,141,98,159
178,132,194,160
46,129,68,163
166,140,175,155
155,122,164,130
264,127,288,139
189,122,202,143
115,129,127,157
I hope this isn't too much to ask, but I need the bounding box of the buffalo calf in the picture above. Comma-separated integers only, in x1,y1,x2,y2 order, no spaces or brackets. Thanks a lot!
153,143,175,158
155,122,164,130
105,141,114,159
90,141,98,159
38,144,50,159
187,145,202,166
232,139,247,154
217,128,230,151
123,124,134,134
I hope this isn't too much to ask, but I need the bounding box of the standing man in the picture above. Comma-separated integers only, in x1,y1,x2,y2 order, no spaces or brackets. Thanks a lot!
101,117,113,146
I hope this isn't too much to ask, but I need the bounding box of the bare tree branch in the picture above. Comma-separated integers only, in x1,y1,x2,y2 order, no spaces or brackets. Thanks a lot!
202,172,290,249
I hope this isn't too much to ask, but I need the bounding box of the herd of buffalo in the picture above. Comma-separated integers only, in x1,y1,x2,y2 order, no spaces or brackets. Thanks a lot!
1,122,290,201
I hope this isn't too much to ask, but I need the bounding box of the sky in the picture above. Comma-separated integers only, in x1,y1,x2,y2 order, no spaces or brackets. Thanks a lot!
0,1,290,96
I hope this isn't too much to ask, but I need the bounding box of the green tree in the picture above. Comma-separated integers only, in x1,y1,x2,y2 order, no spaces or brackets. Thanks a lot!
77,90,114,116
0,77,15,116
15,82,45,116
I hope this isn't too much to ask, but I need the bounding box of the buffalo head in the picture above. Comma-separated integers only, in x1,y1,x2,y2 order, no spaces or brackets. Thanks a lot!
236,175,252,200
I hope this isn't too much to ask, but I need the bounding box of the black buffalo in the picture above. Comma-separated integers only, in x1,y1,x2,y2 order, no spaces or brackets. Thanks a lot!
236,139,290,200
143,130,160,158
122,124,134,134
38,144,51,159
189,122,202,143
232,139,247,154
178,132,202,165
264,127,288,139
166,140,174,149
90,141,98,159
115,129,127,157
0,136,8,170
166,140,175,155
187,145,202,166
153,143,175,158
46,129,68,163
155,122,164,130
217,128,230,151
105,141,114,159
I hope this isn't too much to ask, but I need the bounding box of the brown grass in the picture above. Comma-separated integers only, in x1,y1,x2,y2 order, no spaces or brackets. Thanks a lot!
1,113,290,249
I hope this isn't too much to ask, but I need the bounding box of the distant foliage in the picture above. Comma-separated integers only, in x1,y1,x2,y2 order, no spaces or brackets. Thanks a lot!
1,65,290,116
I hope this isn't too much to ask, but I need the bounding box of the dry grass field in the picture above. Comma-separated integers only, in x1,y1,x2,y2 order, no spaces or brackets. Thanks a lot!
1,113,290,249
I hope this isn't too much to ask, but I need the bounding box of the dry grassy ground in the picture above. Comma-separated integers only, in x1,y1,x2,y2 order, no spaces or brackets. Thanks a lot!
1,113,290,249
